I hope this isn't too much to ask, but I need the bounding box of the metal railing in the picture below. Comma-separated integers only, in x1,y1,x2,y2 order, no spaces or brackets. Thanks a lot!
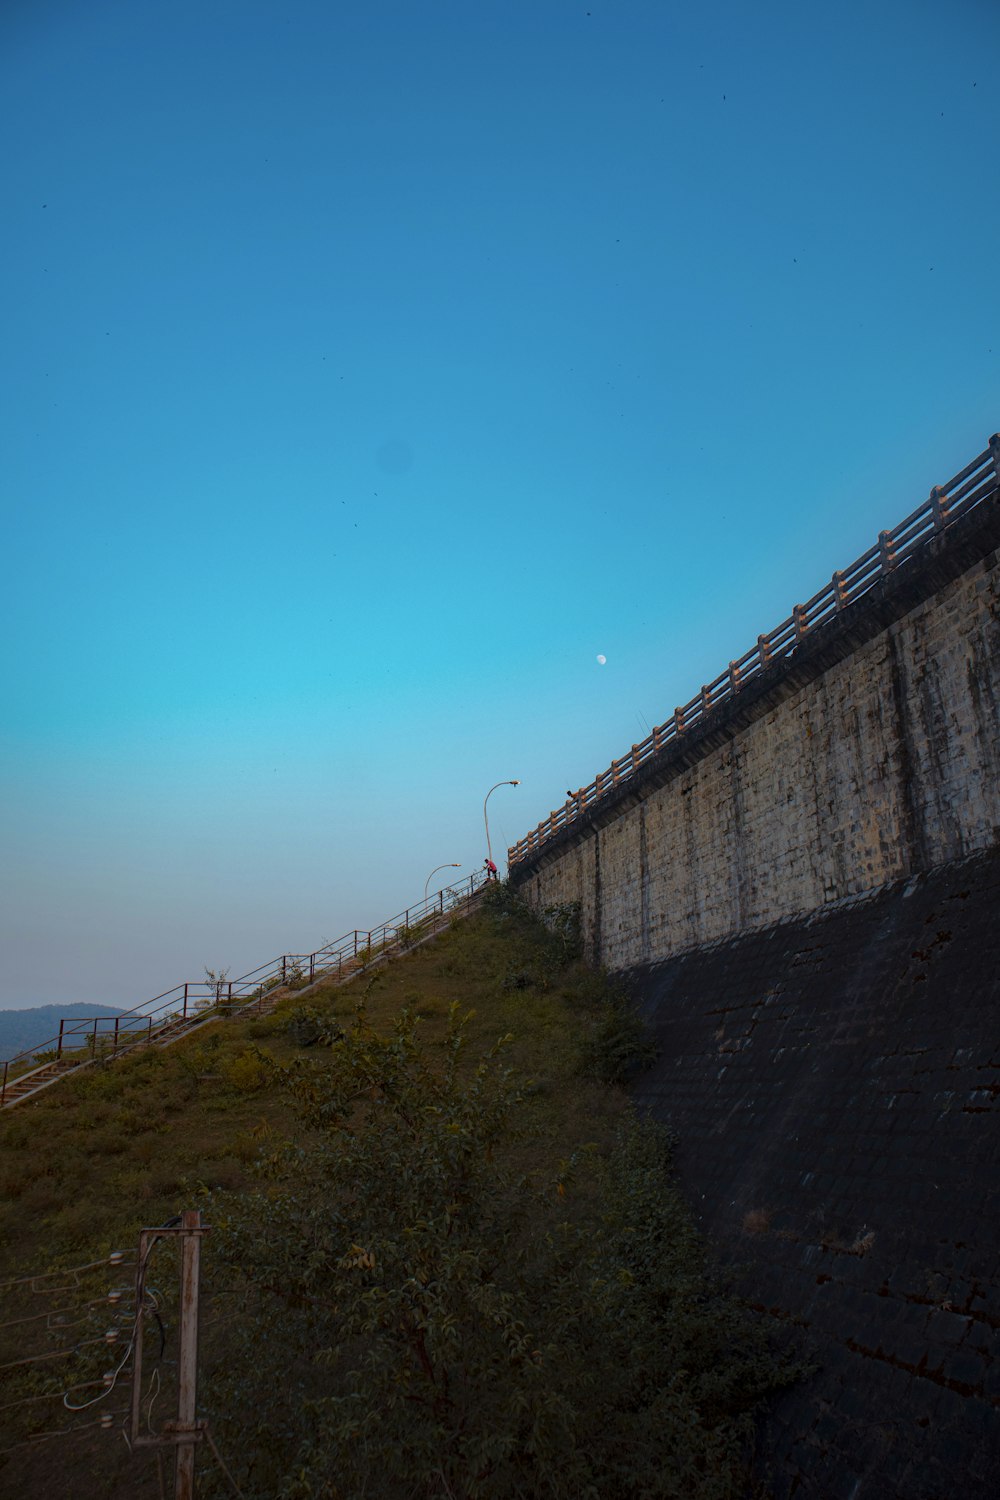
1,870,487,1106
509,434,1000,870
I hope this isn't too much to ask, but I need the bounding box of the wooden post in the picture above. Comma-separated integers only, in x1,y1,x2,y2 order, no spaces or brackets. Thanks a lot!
758,633,771,669
700,685,711,715
173,1210,206,1500
878,529,897,572
674,705,686,735
728,661,741,694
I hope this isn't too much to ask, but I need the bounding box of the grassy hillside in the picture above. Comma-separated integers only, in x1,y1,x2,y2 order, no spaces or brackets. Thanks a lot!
0,888,793,1499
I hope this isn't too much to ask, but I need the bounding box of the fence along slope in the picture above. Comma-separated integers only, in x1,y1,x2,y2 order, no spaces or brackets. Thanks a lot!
509,434,1000,868
0,871,487,1109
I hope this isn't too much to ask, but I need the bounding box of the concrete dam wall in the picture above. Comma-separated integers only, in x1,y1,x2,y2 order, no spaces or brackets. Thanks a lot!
508,440,1000,1498
511,506,1000,970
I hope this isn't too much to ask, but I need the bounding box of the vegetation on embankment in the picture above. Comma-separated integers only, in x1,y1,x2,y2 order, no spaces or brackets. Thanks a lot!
0,885,795,1499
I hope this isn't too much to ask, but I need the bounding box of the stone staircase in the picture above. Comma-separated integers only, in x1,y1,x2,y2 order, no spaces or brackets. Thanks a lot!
0,1055,84,1109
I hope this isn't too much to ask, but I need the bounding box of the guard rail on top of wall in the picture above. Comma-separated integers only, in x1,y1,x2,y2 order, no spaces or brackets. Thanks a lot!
509,434,1000,871
0,869,486,1106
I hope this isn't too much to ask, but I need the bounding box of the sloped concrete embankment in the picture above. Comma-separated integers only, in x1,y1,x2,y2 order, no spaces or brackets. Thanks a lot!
625,845,999,1500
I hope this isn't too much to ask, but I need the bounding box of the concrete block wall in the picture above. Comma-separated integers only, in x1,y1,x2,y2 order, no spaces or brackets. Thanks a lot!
627,849,1000,1499
517,540,1000,971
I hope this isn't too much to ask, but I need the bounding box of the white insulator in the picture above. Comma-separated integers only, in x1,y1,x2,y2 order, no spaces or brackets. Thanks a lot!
99,1413,114,1429
107,1289,122,1304
104,1329,119,1344
108,1252,124,1265
103,1371,115,1387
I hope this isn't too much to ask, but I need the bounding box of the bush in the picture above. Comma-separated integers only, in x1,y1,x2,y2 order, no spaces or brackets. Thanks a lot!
578,986,658,1083
204,1002,792,1499
220,1048,270,1093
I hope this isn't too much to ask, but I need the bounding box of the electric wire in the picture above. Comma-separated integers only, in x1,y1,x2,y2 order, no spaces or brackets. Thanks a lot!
0,1254,135,1295
0,1380,104,1415
0,1408,130,1458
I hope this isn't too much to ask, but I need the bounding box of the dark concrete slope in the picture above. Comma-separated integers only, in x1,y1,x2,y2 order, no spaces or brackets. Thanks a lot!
624,846,1000,1500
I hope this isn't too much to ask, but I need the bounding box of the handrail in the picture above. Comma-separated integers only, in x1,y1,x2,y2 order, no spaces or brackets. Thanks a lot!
0,870,487,1105
508,434,1000,870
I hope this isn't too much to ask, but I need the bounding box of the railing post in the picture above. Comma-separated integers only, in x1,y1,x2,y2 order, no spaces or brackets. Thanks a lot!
728,661,741,694
878,529,897,572
58,1019,65,1059
675,705,686,735
758,633,772,670
793,603,808,643
990,433,1000,485
700,685,711,714
929,484,950,531
832,570,848,610
183,983,189,1021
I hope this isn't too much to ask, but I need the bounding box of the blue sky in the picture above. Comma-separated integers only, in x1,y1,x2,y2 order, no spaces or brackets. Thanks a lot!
2,0,998,1009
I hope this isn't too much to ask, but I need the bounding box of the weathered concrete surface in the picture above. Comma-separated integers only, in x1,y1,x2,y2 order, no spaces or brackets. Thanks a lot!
626,846,1000,1499
513,503,1000,970
507,490,1000,1496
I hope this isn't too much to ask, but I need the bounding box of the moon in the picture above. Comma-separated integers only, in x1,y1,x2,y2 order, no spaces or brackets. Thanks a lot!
596,654,607,665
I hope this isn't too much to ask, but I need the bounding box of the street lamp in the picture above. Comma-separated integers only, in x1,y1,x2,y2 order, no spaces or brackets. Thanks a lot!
424,863,461,900
483,780,520,868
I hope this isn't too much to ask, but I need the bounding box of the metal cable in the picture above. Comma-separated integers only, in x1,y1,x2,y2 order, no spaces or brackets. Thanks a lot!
0,1254,134,1295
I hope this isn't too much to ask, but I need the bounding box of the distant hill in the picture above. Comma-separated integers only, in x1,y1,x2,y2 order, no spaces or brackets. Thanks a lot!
0,1004,126,1062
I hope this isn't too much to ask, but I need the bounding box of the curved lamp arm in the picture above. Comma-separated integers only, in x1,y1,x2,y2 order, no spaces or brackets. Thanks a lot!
483,780,520,866
424,863,461,901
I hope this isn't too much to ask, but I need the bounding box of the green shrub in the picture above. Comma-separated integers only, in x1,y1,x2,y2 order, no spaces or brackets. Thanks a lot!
203,1002,792,1500
220,1048,270,1093
578,987,658,1083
